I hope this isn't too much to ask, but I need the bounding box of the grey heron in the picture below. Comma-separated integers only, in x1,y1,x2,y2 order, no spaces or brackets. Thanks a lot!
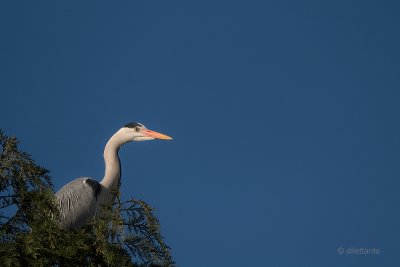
55,122,172,229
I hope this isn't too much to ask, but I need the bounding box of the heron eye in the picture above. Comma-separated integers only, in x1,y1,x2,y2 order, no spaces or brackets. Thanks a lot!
134,126,140,132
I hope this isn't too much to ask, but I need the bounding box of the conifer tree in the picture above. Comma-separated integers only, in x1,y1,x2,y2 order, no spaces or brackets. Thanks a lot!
0,129,174,266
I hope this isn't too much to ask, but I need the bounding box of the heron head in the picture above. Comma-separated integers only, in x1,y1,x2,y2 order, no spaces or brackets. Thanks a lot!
122,122,172,142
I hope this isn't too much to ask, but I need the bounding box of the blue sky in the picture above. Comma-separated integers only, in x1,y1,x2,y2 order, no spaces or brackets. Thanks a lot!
1,1,399,266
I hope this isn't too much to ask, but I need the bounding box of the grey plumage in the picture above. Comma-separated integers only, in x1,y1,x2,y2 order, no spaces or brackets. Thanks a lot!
55,177,102,229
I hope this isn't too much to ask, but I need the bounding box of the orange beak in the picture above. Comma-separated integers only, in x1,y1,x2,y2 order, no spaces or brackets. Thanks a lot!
143,129,173,140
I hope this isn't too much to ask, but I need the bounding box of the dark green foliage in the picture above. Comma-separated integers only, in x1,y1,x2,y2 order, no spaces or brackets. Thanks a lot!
0,130,174,266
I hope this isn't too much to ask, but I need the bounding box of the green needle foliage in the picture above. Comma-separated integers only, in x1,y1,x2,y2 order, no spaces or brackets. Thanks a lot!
0,129,174,266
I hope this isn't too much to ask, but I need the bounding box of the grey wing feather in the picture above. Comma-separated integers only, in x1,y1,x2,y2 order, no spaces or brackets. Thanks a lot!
55,177,103,229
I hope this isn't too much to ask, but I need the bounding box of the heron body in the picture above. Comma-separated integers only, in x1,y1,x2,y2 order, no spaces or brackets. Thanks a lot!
55,122,172,230
56,178,102,229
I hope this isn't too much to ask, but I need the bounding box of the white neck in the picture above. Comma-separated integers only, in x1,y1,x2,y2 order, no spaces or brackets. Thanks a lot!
100,129,127,191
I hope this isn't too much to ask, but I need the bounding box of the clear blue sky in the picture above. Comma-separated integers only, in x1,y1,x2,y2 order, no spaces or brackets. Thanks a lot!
1,1,399,266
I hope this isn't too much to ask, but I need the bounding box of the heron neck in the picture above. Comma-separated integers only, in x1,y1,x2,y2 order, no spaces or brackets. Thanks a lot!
100,132,124,192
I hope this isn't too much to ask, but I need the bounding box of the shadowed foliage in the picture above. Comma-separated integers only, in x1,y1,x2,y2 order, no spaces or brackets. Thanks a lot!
0,129,174,266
